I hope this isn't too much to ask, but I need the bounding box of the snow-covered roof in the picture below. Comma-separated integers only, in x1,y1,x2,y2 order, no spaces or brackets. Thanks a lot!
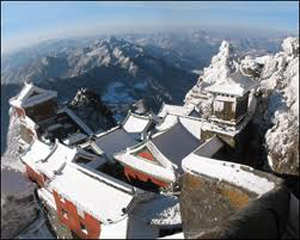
182,155,277,197
63,133,87,146
20,140,52,170
155,115,178,131
157,103,193,118
36,141,77,178
100,218,128,238
37,188,57,210
20,116,39,130
75,147,108,169
63,107,93,135
156,114,203,140
151,122,202,170
9,82,57,108
114,145,176,183
204,66,258,97
188,109,201,118
48,163,134,224
179,117,202,140
122,111,152,133
131,195,181,226
92,127,140,158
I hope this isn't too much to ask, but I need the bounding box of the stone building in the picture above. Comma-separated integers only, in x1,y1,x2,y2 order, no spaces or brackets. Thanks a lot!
9,82,58,151
180,151,295,239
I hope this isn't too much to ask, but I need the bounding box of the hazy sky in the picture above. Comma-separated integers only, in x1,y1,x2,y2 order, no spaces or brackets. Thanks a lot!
1,1,299,53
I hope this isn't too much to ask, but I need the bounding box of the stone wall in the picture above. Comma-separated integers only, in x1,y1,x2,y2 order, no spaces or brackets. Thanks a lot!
180,173,254,239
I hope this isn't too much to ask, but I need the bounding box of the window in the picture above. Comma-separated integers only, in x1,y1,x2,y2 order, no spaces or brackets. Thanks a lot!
80,222,88,234
62,209,68,219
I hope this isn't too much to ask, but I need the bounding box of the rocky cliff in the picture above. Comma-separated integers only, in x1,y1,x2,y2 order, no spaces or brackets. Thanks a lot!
241,37,299,176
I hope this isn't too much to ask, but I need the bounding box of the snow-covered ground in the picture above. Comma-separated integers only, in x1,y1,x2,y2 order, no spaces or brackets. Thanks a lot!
1,113,25,172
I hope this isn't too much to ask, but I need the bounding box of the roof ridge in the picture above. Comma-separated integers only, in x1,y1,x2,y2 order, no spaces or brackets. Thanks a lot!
152,119,198,142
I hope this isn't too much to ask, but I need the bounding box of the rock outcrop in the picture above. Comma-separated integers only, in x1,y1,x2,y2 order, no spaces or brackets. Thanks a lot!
242,37,299,176
68,88,116,132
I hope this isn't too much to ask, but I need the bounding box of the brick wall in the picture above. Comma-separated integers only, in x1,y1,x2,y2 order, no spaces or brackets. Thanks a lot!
52,190,101,239
124,165,170,188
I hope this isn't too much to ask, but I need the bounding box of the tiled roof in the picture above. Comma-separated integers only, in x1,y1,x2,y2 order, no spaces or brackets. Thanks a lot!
151,121,202,169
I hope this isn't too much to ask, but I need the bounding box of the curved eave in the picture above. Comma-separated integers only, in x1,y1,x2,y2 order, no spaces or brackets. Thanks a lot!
114,152,176,183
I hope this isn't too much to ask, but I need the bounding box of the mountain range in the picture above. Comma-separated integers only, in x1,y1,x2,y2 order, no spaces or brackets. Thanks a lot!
1,30,286,154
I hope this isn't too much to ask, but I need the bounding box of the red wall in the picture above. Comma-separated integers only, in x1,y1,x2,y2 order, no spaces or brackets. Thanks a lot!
138,152,154,161
124,165,170,188
52,190,101,239
26,165,45,188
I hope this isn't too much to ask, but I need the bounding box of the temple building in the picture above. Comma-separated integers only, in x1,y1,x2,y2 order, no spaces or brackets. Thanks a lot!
157,66,258,148
182,64,258,125
114,122,223,189
89,111,153,160
9,82,57,151
9,83,93,152
19,137,166,239
9,82,58,123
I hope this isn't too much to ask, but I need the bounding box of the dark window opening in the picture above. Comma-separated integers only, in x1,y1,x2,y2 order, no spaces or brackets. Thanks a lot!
80,222,88,234
159,227,183,238
62,209,68,219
